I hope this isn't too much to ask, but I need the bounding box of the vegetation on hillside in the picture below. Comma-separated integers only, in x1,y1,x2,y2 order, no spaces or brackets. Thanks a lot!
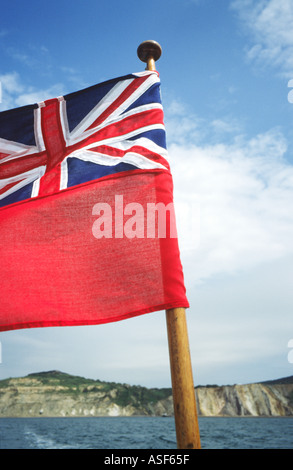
0,370,172,408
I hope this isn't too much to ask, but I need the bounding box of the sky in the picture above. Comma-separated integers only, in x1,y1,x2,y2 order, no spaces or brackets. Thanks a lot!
0,0,293,388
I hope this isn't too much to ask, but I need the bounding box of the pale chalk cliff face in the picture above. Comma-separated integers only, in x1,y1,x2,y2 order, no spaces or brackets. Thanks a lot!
195,383,293,417
0,371,292,418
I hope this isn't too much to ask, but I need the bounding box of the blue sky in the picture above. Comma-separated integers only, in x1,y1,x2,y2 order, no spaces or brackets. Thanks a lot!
1,0,293,388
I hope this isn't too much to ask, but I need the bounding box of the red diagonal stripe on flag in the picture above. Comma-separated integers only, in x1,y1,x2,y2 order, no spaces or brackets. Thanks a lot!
0,153,47,179
0,179,25,196
79,108,164,150
86,74,150,130
89,144,170,169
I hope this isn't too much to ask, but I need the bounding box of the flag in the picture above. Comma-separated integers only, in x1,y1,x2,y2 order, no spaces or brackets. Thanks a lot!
0,70,189,332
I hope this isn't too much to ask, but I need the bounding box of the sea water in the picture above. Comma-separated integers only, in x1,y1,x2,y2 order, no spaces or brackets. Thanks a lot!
0,416,292,449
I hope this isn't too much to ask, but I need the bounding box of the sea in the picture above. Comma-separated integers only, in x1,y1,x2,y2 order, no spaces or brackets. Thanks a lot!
0,416,292,450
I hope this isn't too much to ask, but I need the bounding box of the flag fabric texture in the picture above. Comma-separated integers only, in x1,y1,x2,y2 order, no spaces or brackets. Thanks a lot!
0,70,189,332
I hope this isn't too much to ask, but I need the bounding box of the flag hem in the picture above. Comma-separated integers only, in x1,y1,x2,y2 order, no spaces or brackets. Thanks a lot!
0,300,190,332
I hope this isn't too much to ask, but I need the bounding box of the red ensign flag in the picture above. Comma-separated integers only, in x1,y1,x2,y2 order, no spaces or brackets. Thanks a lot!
0,71,189,332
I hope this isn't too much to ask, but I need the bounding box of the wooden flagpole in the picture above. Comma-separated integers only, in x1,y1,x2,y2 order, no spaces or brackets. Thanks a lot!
137,41,201,450
165,308,201,449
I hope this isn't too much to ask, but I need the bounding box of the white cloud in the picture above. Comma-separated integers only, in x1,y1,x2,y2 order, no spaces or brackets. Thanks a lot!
6,44,52,69
0,72,66,110
165,98,242,148
0,72,25,110
168,119,293,284
210,118,241,136
0,72,24,95
14,84,66,107
164,99,205,146
231,0,293,76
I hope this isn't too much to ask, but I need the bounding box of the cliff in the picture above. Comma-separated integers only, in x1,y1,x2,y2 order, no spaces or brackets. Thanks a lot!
195,381,293,417
0,371,292,418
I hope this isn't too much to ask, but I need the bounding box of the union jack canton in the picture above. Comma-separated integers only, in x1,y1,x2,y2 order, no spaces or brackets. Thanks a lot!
0,71,170,208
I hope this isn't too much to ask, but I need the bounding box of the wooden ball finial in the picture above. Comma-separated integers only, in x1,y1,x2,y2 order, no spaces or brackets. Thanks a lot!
137,40,162,71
